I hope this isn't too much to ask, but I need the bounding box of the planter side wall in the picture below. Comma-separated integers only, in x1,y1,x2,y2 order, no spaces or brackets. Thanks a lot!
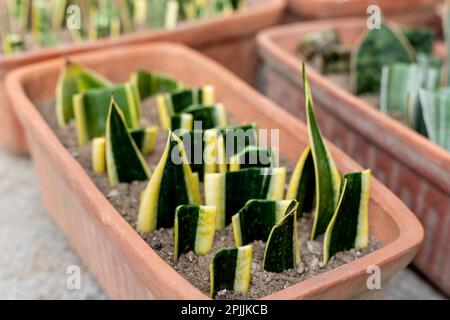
259,38,450,296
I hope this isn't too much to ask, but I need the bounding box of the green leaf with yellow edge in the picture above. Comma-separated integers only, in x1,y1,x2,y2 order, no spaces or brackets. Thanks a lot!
232,199,296,247
263,202,300,273
105,99,151,187
303,64,341,239
323,170,371,264
137,131,201,233
56,61,112,127
174,205,216,263
210,244,252,298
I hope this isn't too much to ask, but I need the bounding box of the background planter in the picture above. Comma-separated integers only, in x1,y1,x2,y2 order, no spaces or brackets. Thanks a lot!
257,18,450,296
6,43,423,299
287,0,442,22
0,0,285,155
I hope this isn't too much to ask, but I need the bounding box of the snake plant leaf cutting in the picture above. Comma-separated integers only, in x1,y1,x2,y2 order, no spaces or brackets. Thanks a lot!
232,199,297,247
137,132,201,233
91,126,158,174
218,123,258,161
380,63,440,118
417,88,450,151
263,202,300,273
174,205,217,263
32,0,59,47
443,0,450,84
303,65,341,239
157,86,215,129
181,103,228,130
56,61,112,127
92,137,106,174
1,34,25,55
73,82,140,145
323,170,371,264
51,0,69,30
406,91,429,138
178,129,221,181
128,126,159,155
8,0,30,32
205,167,286,230
229,146,278,172
351,21,415,95
210,244,252,298
130,70,183,100
170,113,194,131
105,100,151,187
286,145,315,217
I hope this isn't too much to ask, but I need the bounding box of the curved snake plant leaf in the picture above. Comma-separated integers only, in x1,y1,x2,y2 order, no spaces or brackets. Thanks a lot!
205,167,286,230
157,86,215,130
32,0,59,47
380,63,440,118
137,132,201,233
303,64,341,239
286,145,315,217
351,21,415,94
91,126,158,174
174,205,217,263
323,170,371,264
130,70,183,101
263,202,300,273
418,88,450,151
229,145,278,172
210,245,252,298
105,100,151,187
73,82,140,145
232,199,296,247
56,61,112,127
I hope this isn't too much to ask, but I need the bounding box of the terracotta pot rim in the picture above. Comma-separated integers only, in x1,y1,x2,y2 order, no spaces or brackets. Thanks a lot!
0,0,286,67
5,42,424,299
257,17,450,194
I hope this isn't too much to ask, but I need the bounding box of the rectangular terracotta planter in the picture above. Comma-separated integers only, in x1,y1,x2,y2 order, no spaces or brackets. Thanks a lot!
287,0,441,21
5,42,423,299
257,18,450,295
0,0,285,155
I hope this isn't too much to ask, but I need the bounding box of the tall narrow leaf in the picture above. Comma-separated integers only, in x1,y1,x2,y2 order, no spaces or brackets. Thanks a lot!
302,64,341,239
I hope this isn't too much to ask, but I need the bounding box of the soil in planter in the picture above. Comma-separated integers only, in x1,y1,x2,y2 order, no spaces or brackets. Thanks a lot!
37,97,381,300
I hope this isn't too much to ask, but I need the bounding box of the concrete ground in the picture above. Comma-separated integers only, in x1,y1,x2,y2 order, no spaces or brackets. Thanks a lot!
0,148,445,300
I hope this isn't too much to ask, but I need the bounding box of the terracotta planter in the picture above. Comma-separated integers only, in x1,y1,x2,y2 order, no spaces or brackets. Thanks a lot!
0,0,285,155
5,42,422,299
287,0,442,21
257,18,450,295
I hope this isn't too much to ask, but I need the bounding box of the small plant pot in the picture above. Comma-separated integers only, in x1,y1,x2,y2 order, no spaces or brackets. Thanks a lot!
0,0,285,155
6,42,423,300
287,0,441,22
257,17,450,296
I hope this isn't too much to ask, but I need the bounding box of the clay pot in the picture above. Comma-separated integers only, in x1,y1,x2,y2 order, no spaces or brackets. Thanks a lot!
257,17,450,296
287,0,442,21
0,0,285,155
5,42,423,299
